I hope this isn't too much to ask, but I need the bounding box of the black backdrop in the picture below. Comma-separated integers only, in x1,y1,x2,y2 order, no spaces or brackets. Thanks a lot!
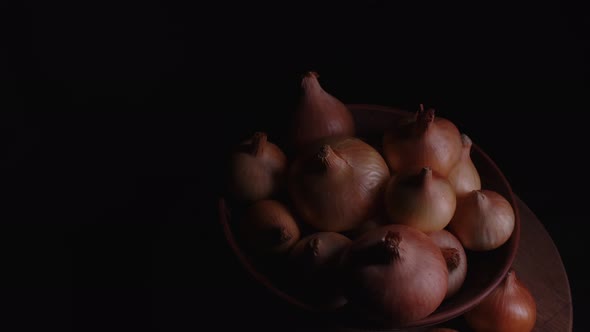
4,0,590,331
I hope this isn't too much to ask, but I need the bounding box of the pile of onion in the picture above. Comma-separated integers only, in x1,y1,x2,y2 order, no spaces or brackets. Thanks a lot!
224,74,528,328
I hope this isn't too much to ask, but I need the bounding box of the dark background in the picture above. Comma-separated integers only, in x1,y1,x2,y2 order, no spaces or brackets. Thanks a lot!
3,0,589,331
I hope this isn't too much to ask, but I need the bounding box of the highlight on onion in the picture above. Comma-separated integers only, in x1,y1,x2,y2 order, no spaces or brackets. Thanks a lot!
447,134,481,196
464,269,536,332
238,200,300,256
291,71,355,150
384,167,456,233
429,230,468,299
383,104,462,177
227,132,287,202
289,232,352,309
341,224,448,326
289,137,390,232
448,189,515,251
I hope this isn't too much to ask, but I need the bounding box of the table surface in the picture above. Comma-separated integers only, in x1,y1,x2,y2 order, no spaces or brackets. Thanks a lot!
508,196,573,332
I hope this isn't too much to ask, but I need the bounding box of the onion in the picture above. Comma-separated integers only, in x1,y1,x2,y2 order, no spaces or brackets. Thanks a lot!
291,71,355,149
464,270,536,332
239,200,300,255
447,134,481,196
384,167,456,233
289,232,352,308
448,190,515,251
341,224,448,325
428,329,459,332
289,137,390,232
227,132,287,202
429,230,467,299
383,104,462,176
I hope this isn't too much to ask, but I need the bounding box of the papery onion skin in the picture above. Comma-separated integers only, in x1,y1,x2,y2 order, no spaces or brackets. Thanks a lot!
449,190,515,251
240,200,301,255
383,105,462,177
291,72,355,149
464,270,536,332
341,224,448,325
289,137,390,232
448,134,481,197
384,167,456,233
228,132,287,202
429,230,468,299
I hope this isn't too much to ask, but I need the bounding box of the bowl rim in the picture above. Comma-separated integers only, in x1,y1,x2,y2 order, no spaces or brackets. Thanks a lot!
218,104,521,330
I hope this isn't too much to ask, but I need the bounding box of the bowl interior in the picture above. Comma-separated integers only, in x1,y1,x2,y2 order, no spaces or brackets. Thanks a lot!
219,104,520,330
